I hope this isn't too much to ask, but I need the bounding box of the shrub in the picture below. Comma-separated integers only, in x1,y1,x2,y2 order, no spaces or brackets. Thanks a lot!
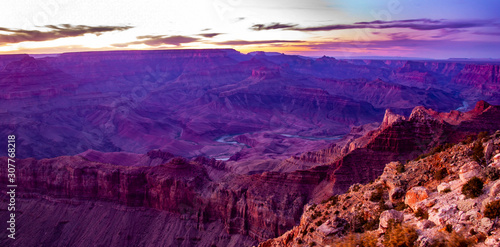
352,213,367,233
484,199,500,219
370,186,384,202
471,140,485,164
297,238,303,244
363,216,380,231
415,208,429,219
431,145,444,155
462,177,483,198
331,232,378,247
477,131,489,141
383,222,418,247
309,242,316,247
350,184,361,192
315,220,323,226
445,224,453,233
430,232,474,247
394,201,408,211
379,200,389,212
322,195,338,205
435,168,448,181
443,143,454,150
309,227,315,233
484,166,500,181
461,135,475,145
396,163,405,173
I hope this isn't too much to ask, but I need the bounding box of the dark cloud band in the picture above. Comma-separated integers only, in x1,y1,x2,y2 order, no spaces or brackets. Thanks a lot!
0,24,133,44
113,35,200,47
217,40,302,46
251,19,496,32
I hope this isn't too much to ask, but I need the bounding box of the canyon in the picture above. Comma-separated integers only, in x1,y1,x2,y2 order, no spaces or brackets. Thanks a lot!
1,49,500,246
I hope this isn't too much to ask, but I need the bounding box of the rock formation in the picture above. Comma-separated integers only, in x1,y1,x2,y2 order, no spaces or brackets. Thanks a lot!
260,131,500,247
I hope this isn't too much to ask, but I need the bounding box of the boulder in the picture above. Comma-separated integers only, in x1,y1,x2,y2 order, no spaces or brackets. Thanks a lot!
494,153,500,163
405,186,430,211
429,204,458,226
484,141,494,160
485,236,500,246
479,217,494,234
316,216,348,237
379,210,404,229
490,180,500,198
457,199,477,212
437,182,451,193
459,161,482,182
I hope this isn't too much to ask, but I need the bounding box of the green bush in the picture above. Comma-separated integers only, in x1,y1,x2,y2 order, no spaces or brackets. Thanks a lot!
315,219,323,226
430,232,474,247
379,200,389,212
396,163,405,173
461,177,483,198
332,232,378,247
383,222,418,247
484,166,500,181
435,168,448,181
415,208,429,219
363,216,380,231
477,131,489,141
394,201,408,211
370,186,384,202
322,195,338,205
445,224,453,233
471,140,485,164
352,213,367,233
443,143,454,150
461,135,475,145
484,199,500,219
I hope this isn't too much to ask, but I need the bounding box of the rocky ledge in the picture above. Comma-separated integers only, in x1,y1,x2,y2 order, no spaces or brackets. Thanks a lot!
260,131,500,246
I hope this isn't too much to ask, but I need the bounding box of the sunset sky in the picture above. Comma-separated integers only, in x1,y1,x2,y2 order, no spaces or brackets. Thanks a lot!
1,0,499,59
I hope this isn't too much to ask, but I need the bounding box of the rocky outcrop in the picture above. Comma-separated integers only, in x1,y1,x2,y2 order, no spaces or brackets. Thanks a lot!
452,64,500,87
261,132,500,247
405,187,430,211
0,153,326,244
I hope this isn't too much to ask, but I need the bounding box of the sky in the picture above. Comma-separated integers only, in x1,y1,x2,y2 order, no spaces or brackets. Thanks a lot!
0,0,499,59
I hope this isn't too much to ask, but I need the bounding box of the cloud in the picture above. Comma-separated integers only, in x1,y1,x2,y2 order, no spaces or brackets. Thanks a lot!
198,33,223,38
290,38,500,56
250,22,298,31
112,35,200,47
352,19,491,31
251,19,496,32
474,31,500,36
0,24,133,44
217,40,302,46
